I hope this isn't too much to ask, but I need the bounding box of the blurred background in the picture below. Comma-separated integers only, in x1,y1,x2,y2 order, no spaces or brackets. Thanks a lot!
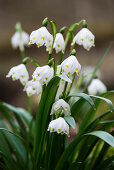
0,0,114,110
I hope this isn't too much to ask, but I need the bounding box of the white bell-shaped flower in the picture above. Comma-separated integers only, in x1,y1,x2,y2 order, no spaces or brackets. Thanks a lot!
51,99,71,116
48,117,69,136
45,33,53,53
53,33,65,53
29,27,53,50
61,55,81,76
24,80,42,96
6,64,29,85
72,28,95,51
32,65,54,85
88,79,107,95
11,31,29,50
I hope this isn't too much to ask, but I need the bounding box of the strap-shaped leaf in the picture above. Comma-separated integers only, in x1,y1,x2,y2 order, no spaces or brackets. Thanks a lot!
90,95,113,111
66,93,95,109
1,102,32,126
84,131,114,147
33,76,60,167
64,116,76,129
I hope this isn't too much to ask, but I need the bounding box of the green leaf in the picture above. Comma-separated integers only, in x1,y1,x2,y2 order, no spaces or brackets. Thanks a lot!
33,76,60,167
64,116,76,129
84,131,114,147
90,95,113,111
57,74,72,83
66,93,95,109
1,102,33,126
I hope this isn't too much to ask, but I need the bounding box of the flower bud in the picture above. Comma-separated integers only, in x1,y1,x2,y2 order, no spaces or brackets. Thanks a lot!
6,64,29,85
32,65,53,85
51,99,71,116
48,117,69,136
88,79,107,95
71,28,95,51
24,80,42,96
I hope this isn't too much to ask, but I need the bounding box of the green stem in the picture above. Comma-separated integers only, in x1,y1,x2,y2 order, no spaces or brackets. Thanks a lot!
27,96,32,114
67,73,75,96
58,52,64,65
63,82,68,98
20,48,25,60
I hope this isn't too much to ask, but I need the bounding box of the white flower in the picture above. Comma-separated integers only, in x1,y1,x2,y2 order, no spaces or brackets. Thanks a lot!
72,28,95,51
29,27,53,51
24,80,42,96
53,33,65,53
32,65,54,85
11,31,29,50
60,55,81,76
45,33,53,53
48,117,69,136
6,64,29,85
51,99,71,116
88,79,107,95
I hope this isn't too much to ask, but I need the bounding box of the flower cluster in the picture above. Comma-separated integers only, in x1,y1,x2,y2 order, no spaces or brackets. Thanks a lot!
7,20,100,137
29,27,65,53
6,64,54,96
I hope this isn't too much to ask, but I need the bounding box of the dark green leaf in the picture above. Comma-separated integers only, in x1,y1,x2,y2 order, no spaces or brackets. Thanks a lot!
64,116,76,129
84,131,114,147
66,93,95,109
90,95,113,111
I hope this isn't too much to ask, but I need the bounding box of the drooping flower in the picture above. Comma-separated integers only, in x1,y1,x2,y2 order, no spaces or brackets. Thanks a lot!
53,33,65,53
60,55,81,76
48,117,69,136
11,31,29,50
32,65,54,85
71,28,95,51
6,64,29,85
29,27,53,51
24,80,42,96
88,79,107,95
51,99,71,116
44,33,53,53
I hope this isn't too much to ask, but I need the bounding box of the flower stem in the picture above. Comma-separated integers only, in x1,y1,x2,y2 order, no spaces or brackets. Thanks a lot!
67,73,75,96
27,96,32,114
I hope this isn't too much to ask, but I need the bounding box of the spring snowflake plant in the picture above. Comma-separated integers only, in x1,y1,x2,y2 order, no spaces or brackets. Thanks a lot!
0,18,114,170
